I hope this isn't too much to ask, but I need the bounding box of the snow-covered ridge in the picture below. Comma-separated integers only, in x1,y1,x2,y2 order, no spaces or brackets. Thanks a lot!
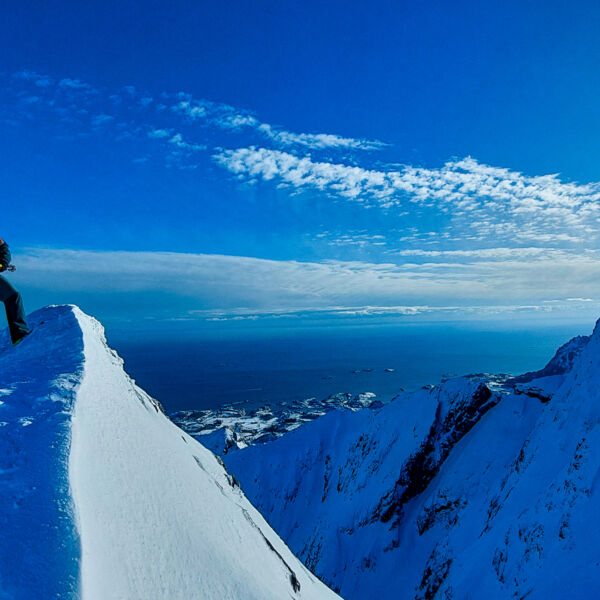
0,306,82,600
0,305,340,600
225,321,600,599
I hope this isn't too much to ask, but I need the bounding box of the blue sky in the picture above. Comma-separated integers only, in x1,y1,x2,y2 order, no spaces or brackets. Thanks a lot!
2,0,600,330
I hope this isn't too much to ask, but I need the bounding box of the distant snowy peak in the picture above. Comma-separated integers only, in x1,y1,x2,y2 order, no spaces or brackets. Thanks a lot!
510,332,591,384
0,305,340,600
506,328,592,402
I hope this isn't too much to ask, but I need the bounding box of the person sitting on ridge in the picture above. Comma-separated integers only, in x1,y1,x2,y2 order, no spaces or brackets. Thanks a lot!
0,238,30,345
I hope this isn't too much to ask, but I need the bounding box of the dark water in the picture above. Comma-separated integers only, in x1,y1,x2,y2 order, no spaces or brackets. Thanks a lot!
107,321,590,413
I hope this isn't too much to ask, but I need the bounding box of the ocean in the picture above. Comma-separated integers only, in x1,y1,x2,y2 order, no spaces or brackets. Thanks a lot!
107,320,590,413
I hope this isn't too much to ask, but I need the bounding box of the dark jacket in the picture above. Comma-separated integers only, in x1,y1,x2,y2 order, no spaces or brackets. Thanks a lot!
0,239,11,272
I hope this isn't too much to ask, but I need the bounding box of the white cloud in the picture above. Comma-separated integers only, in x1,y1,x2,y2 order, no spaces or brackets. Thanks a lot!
257,123,387,151
214,148,600,244
173,96,385,151
9,72,385,163
7,70,600,251
91,114,114,127
214,147,393,201
148,128,170,139
13,70,53,87
316,231,387,247
216,113,259,130
59,78,94,91
13,248,600,323
168,133,205,151
173,99,208,120
391,247,570,261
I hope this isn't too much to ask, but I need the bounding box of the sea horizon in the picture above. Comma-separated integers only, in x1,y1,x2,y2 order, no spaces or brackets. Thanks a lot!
107,318,592,414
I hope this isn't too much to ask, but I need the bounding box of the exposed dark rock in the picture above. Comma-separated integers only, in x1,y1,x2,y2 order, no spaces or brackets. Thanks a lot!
379,382,496,525
417,544,453,600
513,384,553,403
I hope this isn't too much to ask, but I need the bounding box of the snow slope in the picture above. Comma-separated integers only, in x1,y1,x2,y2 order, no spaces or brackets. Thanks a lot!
226,323,600,599
0,305,340,600
0,306,81,600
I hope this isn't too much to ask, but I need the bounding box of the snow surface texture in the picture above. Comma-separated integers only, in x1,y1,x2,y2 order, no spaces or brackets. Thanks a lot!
1,305,340,600
226,324,600,599
171,391,381,455
0,306,81,600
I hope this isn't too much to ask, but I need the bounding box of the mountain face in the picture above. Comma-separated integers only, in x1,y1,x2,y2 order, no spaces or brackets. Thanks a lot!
6,304,599,600
225,321,600,599
0,305,340,600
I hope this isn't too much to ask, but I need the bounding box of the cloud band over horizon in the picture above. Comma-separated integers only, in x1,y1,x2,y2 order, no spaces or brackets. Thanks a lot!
10,247,600,325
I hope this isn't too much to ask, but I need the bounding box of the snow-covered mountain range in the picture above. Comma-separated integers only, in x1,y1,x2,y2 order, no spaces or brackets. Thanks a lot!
4,304,600,600
223,321,600,599
0,305,340,600
171,391,382,454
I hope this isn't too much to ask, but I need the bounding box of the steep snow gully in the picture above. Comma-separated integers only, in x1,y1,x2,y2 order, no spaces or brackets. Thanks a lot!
0,305,340,600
